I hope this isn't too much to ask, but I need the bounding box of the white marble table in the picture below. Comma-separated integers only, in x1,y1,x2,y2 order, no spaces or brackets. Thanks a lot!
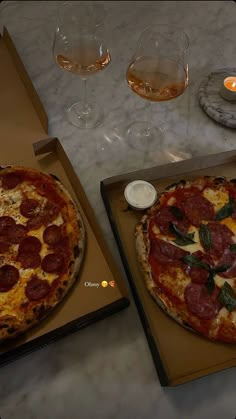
0,1,236,418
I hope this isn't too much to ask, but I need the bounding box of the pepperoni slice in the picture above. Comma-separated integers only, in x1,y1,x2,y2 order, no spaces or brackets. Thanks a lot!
193,250,214,266
27,216,45,231
25,276,50,301
0,241,10,253
43,225,61,245
0,264,19,292
188,265,209,284
42,202,60,222
7,224,27,244
26,202,60,231
1,173,21,189
205,222,233,257
231,209,236,220
18,253,41,269
150,238,189,264
18,236,42,255
217,249,236,278
182,194,215,227
41,253,64,273
186,251,214,284
184,283,221,320
221,264,236,278
20,199,39,218
0,216,15,235
154,206,190,235
54,237,70,255
218,248,236,267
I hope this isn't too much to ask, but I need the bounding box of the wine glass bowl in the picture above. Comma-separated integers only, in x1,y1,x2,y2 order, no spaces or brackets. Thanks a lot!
53,1,111,128
126,24,189,153
126,25,189,101
126,56,188,102
55,37,111,78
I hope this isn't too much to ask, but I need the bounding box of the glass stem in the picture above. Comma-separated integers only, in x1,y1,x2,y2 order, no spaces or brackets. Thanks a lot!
82,78,88,114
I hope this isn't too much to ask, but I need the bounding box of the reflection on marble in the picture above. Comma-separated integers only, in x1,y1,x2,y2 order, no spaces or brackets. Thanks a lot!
1,1,236,418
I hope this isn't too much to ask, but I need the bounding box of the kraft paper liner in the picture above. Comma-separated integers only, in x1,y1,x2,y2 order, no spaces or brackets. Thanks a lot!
2,27,48,133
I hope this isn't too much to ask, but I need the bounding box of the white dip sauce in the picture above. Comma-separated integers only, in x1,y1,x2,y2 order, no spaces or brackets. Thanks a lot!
124,180,157,210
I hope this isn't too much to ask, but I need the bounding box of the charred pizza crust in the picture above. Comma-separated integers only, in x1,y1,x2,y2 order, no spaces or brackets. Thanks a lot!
0,166,86,341
135,176,236,343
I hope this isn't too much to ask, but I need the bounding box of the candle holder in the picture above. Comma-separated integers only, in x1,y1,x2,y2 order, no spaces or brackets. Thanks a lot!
199,67,236,128
219,77,236,102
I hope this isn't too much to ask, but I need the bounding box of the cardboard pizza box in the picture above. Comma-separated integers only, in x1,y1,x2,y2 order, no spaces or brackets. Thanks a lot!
101,151,236,386
0,27,129,366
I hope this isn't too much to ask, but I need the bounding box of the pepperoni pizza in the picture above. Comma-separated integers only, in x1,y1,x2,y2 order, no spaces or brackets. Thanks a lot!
136,176,236,343
0,166,85,341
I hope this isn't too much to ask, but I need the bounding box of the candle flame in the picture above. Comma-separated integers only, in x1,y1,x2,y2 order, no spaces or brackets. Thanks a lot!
224,77,236,92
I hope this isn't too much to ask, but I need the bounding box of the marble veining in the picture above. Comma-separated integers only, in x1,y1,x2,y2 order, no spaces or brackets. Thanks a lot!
0,1,236,419
199,68,236,128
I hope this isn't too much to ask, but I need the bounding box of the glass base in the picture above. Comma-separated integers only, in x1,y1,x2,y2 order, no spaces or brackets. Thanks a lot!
126,121,192,162
126,121,164,152
67,100,103,129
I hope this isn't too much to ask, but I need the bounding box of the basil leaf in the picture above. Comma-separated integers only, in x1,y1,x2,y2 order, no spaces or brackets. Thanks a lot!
218,282,236,312
213,264,230,273
170,223,195,240
170,222,195,246
169,206,183,220
205,271,215,294
230,244,236,253
183,254,209,271
173,237,194,246
215,196,235,221
199,224,212,251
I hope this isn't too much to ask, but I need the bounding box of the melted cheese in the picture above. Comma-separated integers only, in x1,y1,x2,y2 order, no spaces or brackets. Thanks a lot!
230,310,236,325
172,226,203,253
202,186,229,211
167,196,176,206
221,217,236,235
153,224,160,235
159,268,190,302
66,222,74,235
214,275,234,289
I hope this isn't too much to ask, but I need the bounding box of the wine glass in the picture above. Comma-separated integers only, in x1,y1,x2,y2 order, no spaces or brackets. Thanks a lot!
53,1,111,129
126,24,189,156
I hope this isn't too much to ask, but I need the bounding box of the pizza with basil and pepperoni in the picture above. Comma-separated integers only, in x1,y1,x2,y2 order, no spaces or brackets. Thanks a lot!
136,176,236,343
0,166,85,341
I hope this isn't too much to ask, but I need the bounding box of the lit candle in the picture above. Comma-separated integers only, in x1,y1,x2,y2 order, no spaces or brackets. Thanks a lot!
224,77,236,92
220,76,236,101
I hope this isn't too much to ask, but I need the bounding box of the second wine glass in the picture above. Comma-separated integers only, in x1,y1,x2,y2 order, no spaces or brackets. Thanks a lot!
126,24,189,155
53,1,111,129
